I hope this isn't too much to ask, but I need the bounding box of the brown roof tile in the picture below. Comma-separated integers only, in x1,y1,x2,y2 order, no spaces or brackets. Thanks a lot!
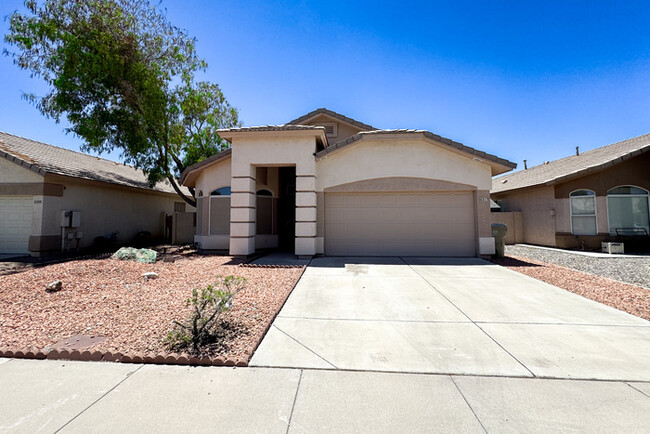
0,131,182,194
492,133,650,194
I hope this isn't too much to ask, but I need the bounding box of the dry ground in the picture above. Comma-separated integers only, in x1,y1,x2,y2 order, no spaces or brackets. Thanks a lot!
0,255,303,360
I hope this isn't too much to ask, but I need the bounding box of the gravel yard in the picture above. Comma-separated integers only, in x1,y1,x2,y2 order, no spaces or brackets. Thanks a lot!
493,253,650,322
506,244,650,289
0,255,303,360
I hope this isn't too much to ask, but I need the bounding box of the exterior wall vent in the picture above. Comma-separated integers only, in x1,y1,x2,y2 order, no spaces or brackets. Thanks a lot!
322,122,337,138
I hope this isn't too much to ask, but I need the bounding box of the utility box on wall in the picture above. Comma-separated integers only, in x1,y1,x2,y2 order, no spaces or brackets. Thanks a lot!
59,210,82,228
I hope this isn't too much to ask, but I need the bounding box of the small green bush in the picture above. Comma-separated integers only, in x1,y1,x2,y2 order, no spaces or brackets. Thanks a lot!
165,276,246,352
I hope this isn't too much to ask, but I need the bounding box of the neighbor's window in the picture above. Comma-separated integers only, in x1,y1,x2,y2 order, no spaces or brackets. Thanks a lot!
607,186,650,236
570,189,597,235
211,186,231,196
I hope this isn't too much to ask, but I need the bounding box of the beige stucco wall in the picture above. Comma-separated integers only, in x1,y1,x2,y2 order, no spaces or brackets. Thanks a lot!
39,175,182,249
490,211,524,244
555,196,609,235
194,157,232,197
316,139,493,192
231,135,317,176
494,186,557,246
0,158,44,183
306,113,363,143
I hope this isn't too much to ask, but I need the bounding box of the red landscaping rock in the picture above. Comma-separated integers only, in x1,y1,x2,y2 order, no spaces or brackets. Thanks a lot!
0,256,304,363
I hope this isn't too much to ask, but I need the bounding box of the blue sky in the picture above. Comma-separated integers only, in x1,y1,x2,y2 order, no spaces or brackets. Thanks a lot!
1,0,649,171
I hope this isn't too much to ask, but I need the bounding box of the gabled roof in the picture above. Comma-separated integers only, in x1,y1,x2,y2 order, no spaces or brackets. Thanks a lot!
492,132,650,194
286,108,377,131
180,147,232,186
316,129,517,175
0,131,181,195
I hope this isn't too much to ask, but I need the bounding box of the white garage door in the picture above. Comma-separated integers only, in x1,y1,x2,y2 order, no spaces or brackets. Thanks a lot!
0,196,33,255
325,192,476,256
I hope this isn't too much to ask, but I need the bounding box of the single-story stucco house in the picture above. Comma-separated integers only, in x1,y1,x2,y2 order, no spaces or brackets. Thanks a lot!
180,108,516,257
0,132,193,256
491,133,650,251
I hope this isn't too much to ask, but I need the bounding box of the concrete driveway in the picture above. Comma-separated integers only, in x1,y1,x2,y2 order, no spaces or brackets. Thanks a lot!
250,257,650,381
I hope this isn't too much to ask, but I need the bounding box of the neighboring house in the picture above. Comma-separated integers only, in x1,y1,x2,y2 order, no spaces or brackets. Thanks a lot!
0,132,192,256
491,133,650,250
180,108,516,257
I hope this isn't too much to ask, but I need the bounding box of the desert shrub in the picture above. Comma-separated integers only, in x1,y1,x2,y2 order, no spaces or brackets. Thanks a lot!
165,276,246,352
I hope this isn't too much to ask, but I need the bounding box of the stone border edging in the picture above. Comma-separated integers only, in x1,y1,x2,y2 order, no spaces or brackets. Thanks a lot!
0,348,249,367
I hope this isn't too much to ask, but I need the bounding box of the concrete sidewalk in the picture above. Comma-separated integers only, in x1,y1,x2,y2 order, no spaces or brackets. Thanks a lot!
1,358,649,433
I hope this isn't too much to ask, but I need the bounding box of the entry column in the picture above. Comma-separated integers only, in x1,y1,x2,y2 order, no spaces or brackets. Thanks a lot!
229,164,256,256
295,172,317,256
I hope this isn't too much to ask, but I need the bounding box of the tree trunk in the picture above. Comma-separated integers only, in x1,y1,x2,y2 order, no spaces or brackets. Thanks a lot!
167,175,197,207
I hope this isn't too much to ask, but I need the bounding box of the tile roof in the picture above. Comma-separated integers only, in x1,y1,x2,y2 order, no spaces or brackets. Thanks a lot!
286,108,377,131
316,129,517,172
0,131,182,195
492,133,650,194
217,125,326,133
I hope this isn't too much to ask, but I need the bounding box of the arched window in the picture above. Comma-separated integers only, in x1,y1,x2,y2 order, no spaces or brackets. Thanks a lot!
256,189,273,196
570,189,596,235
607,186,650,236
197,190,203,197
210,186,231,196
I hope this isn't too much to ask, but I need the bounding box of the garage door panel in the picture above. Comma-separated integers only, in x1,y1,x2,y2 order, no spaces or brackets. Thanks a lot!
0,196,33,254
325,192,476,257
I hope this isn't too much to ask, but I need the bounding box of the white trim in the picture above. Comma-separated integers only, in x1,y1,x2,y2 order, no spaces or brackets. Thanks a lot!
569,189,597,235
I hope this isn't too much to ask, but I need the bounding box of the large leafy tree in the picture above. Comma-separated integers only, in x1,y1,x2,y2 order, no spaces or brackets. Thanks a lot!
4,0,240,206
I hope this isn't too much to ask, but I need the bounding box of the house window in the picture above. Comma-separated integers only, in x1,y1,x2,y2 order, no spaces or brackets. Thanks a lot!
211,186,231,196
607,186,650,236
209,186,231,234
570,189,597,235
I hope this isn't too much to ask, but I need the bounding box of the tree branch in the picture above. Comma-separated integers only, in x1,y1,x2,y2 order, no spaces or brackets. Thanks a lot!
167,175,196,207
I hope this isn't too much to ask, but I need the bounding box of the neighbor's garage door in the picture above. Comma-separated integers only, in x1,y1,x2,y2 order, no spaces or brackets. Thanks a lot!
0,196,33,255
325,192,476,256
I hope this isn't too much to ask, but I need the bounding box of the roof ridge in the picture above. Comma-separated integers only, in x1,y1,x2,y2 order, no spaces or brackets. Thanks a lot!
0,130,128,168
286,108,377,131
